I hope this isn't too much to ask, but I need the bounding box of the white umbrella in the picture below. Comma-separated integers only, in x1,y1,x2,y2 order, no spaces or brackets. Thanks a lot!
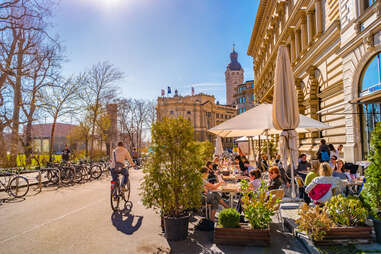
272,45,299,199
215,136,224,157
235,136,268,142
208,104,330,137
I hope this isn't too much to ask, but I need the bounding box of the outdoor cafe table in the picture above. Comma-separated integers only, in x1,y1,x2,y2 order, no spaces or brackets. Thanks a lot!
213,183,241,208
221,174,248,182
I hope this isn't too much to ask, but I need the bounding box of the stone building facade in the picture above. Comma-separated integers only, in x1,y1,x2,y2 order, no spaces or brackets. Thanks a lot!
225,47,244,105
248,0,381,162
156,93,236,149
233,80,255,114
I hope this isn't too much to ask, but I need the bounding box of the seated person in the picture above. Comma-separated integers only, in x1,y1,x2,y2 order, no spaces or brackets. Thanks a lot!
249,170,262,192
212,157,220,171
305,162,344,204
332,159,348,180
206,161,217,183
200,167,229,221
244,161,256,173
297,154,311,179
268,166,282,190
302,160,320,204
329,155,337,170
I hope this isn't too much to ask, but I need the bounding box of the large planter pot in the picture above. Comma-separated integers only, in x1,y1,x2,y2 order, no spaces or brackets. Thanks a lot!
313,226,373,245
214,223,270,246
164,215,189,241
373,218,381,243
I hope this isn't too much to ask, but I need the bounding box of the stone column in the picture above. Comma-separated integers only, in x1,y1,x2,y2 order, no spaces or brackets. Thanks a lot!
290,32,295,63
301,14,308,51
295,29,301,59
307,11,314,45
315,0,323,36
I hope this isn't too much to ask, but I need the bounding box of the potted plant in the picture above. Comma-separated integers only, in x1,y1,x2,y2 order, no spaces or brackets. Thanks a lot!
141,117,204,241
214,180,279,246
296,195,371,245
362,122,381,243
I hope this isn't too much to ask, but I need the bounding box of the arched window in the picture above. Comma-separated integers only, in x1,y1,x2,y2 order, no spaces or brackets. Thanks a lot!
360,52,381,158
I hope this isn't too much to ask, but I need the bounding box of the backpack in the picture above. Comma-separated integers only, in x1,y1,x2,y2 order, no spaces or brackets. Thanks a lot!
320,151,330,162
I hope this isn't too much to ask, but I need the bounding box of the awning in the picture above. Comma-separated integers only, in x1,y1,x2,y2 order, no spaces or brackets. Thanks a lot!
351,90,381,104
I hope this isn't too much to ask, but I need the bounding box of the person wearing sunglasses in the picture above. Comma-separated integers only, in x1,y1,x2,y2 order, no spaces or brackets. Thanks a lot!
268,166,282,190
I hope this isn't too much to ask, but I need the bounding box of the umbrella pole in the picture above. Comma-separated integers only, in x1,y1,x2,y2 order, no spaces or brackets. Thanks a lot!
266,130,270,162
291,157,296,199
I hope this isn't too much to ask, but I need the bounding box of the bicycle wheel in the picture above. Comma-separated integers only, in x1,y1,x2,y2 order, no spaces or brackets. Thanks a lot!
61,168,74,184
9,176,29,198
82,166,91,181
90,165,102,179
122,179,131,202
110,184,120,211
73,167,82,184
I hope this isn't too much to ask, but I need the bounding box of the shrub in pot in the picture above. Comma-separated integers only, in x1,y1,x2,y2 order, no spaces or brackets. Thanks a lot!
241,180,279,229
218,208,240,228
141,117,204,241
362,122,381,243
297,195,370,243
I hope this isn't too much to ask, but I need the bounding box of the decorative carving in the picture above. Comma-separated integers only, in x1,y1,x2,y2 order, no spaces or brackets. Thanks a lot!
354,22,361,34
364,32,374,48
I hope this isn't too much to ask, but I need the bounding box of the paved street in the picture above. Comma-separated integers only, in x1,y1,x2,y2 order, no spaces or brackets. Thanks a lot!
0,169,307,254
0,170,170,254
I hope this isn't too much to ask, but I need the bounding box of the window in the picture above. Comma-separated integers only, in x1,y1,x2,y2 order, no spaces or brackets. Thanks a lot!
242,97,246,103
170,110,174,115
252,94,255,102
364,0,376,9
359,52,381,158
187,111,191,115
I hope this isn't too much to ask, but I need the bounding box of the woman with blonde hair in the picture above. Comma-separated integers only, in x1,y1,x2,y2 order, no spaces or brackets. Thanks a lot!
305,162,344,203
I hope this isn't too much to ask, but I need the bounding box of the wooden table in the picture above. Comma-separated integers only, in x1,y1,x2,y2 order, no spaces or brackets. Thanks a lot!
221,175,248,182
214,183,241,208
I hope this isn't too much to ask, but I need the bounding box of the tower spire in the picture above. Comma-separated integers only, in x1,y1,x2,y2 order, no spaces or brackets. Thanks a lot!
233,42,235,52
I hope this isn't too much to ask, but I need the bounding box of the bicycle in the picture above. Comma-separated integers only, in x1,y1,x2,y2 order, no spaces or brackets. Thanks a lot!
0,171,30,198
110,168,131,211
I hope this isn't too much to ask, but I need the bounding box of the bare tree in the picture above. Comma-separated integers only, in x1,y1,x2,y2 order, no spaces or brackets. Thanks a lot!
0,0,57,164
81,61,123,159
39,76,81,161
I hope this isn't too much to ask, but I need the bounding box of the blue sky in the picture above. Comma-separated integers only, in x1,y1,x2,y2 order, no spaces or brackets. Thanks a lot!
52,0,259,104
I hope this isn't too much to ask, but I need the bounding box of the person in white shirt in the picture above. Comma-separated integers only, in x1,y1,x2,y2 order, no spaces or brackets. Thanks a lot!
111,142,135,192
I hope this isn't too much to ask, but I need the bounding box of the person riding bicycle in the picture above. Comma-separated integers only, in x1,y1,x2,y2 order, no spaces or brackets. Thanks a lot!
111,142,135,192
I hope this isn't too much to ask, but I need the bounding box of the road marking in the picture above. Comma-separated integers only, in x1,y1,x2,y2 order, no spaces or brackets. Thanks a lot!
0,198,105,244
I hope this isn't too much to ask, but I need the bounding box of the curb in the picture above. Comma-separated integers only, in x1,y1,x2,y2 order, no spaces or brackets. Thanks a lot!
284,218,321,254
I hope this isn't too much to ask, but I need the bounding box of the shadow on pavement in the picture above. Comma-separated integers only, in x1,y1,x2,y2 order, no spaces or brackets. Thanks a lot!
111,211,143,235
167,220,307,254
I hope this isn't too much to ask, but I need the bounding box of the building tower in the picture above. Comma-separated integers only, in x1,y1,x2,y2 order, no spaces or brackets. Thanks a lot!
225,45,244,105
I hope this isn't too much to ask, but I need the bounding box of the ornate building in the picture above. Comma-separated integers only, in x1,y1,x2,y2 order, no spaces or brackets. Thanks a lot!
156,93,236,148
233,80,255,114
225,46,244,105
248,0,381,162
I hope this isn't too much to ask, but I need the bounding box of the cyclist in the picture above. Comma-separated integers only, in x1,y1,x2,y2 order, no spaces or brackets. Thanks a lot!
111,142,135,192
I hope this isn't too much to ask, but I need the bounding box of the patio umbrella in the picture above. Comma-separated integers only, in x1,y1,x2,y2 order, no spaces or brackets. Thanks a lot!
215,136,224,157
272,45,299,198
208,104,330,137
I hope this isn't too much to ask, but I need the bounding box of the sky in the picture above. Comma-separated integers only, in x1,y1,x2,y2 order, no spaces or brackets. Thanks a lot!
51,0,259,104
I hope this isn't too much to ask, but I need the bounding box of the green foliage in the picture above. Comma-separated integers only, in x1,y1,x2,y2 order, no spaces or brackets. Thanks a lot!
140,117,204,217
296,203,334,241
325,195,368,226
218,208,240,228
362,122,381,220
240,180,279,229
195,141,214,162
261,140,277,158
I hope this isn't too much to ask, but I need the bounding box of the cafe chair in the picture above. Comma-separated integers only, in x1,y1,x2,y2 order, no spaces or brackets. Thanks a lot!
268,189,285,231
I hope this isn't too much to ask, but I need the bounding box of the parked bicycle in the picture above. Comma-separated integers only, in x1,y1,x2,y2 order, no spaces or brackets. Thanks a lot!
0,171,30,198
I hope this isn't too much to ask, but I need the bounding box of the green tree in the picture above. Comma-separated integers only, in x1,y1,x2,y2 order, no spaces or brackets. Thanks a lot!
362,122,381,220
195,141,214,162
141,117,204,217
